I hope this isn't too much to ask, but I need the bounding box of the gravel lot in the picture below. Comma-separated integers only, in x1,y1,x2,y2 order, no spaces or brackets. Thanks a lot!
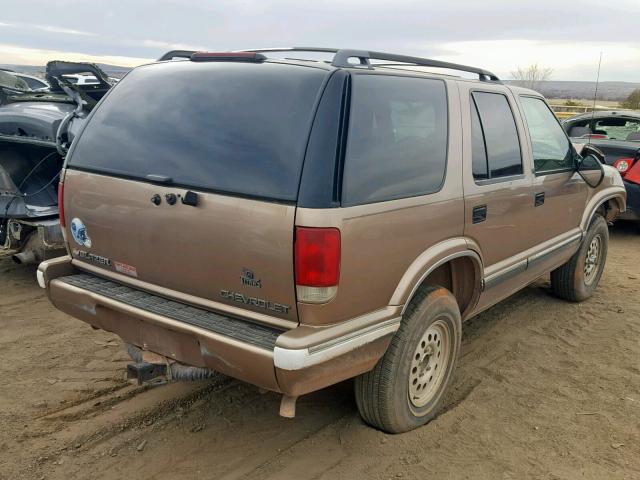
1,223,638,480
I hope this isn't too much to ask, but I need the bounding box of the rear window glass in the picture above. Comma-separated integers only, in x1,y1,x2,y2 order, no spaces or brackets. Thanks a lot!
21,76,47,90
594,118,640,141
68,61,327,201
342,75,448,205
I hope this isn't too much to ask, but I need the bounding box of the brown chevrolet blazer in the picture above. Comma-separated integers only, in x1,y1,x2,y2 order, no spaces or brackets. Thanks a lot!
39,48,626,433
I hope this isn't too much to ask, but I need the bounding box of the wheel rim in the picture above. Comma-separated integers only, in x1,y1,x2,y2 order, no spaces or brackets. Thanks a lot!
584,234,602,286
408,319,451,408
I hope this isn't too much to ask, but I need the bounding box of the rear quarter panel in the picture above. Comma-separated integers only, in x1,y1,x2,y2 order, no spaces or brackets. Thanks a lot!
295,78,465,326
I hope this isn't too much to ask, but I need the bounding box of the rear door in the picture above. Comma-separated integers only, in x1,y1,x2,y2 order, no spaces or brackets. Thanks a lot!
460,84,535,270
62,60,330,325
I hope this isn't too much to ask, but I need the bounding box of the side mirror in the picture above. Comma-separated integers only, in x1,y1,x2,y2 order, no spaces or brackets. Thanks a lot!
577,153,605,188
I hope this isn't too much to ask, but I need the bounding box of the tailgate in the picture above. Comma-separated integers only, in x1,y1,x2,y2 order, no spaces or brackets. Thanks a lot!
63,169,298,323
59,60,331,326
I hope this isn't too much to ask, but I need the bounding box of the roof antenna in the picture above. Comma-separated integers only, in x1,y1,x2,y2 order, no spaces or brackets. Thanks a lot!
588,51,603,147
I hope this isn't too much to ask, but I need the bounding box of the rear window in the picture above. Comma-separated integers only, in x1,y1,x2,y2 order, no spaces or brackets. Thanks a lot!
68,61,327,201
341,75,448,206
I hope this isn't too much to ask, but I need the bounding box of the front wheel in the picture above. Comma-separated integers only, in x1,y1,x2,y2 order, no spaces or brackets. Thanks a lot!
354,286,461,433
551,214,609,302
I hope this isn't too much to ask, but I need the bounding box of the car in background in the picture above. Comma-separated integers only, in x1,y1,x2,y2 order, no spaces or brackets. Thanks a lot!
564,111,640,221
62,73,100,86
0,69,50,92
0,70,30,92
0,61,114,264
14,73,50,92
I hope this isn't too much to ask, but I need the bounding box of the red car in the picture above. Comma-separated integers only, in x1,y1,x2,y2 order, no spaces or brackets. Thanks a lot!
563,111,640,221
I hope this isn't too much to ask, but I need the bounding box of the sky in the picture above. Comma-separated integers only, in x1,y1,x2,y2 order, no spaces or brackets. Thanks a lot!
1,0,639,82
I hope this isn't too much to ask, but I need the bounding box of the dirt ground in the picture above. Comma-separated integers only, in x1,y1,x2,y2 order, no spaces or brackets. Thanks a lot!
1,223,639,480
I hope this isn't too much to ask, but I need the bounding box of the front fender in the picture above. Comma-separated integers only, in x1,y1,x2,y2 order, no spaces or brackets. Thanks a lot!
581,165,627,229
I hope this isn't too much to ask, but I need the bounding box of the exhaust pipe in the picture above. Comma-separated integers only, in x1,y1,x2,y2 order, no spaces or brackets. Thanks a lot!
12,250,37,264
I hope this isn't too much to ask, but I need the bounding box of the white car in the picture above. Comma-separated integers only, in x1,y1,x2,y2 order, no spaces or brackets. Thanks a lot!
62,73,101,86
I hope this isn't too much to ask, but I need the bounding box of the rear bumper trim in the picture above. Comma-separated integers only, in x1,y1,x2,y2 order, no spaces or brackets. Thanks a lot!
273,317,400,370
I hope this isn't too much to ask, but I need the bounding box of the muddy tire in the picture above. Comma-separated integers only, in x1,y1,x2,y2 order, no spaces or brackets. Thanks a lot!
551,215,608,302
354,286,462,434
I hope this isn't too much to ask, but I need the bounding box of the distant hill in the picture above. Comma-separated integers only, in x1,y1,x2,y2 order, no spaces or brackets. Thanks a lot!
506,80,640,101
0,63,132,79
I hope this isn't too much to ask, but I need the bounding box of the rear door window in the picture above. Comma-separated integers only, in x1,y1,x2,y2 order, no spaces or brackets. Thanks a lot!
519,96,573,173
341,75,448,205
471,91,523,181
67,61,327,202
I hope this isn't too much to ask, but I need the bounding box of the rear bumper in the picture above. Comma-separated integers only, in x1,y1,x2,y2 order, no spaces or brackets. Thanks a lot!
39,257,396,396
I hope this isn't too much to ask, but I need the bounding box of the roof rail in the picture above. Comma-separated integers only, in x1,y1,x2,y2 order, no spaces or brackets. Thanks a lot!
157,50,197,61
239,47,500,82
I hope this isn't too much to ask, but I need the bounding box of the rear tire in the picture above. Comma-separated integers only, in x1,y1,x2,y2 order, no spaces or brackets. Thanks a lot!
551,215,608,302
354,286,461,433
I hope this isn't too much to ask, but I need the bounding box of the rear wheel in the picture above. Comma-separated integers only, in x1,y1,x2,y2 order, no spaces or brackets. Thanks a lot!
551,214,608,302
354,286,461,433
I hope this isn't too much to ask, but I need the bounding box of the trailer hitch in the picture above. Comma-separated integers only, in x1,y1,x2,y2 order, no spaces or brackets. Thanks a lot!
127,362,167,385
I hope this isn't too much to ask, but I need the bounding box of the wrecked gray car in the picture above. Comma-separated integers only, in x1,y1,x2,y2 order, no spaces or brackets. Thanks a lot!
0,61,113,263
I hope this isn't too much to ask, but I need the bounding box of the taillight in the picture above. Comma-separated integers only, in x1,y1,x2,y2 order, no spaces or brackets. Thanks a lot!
613,157,635,176
57,181,65,227
295,227,341,304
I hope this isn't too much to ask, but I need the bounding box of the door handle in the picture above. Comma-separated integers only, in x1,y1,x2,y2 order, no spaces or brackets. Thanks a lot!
472,205,487,224
534,192,545,207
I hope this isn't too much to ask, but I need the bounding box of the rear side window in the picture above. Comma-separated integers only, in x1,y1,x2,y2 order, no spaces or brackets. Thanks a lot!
341,75,448,205
519,96,573,173
471,92,523,181
68,61,327,201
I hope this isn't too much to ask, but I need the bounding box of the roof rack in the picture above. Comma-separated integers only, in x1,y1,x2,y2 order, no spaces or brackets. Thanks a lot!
239,47,500,82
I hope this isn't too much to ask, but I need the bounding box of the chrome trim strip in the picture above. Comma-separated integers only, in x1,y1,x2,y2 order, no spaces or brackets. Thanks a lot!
484,259,527,289
483,232,583,290
36,269,46,289
528,232,582,264
273,317,401,370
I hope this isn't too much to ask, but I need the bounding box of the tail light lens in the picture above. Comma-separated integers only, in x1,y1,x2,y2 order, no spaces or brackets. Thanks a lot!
625,158,640,184
295,227,340,304
57,181,66,227
613,158,635,176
